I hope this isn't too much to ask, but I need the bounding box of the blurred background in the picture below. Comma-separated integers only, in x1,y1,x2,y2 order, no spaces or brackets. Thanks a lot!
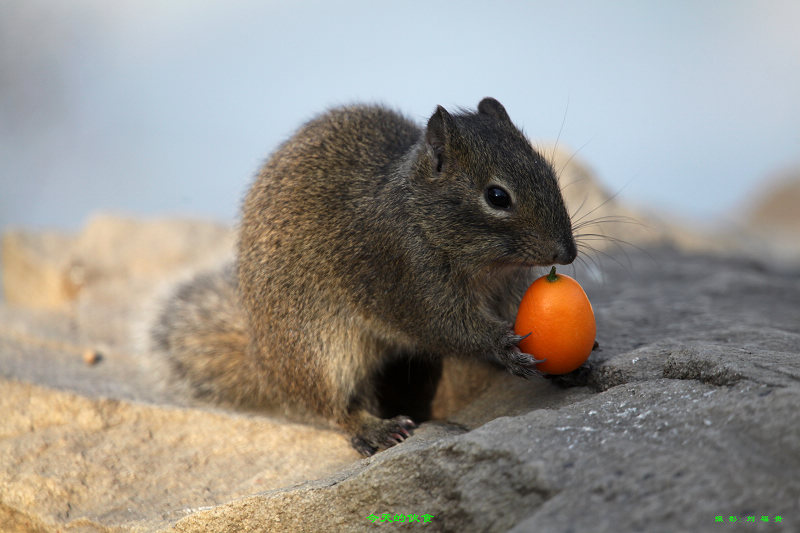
2,0,799,232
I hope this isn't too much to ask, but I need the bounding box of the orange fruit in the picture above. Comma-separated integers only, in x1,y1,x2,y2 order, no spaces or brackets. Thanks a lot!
514,267,596,375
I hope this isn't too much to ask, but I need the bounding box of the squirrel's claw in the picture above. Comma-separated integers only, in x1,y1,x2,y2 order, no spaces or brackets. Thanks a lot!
352,415,417,456
495,328,543,379
513,331,532,344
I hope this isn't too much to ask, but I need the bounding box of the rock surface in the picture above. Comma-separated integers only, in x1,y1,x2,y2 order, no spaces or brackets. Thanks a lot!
2,171,799,532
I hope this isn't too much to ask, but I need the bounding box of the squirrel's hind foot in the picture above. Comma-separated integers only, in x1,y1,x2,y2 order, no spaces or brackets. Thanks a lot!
350,415,417,456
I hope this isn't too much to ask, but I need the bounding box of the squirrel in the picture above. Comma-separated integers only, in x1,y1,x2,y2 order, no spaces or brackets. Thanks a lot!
150,97,577,456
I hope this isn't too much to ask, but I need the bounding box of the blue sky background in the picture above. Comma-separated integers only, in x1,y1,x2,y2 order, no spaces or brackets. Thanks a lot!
2,0,799,231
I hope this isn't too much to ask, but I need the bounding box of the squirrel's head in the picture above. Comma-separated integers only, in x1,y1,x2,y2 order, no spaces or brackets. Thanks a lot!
412,97,576,269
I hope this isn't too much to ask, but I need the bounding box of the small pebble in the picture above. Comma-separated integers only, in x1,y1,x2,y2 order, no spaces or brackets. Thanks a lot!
83,349,102,366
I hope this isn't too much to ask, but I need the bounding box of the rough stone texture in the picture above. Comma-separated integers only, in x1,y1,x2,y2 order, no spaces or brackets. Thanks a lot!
0,380,355,532
1,171,799,531
1,230,79,309
2,213,235,312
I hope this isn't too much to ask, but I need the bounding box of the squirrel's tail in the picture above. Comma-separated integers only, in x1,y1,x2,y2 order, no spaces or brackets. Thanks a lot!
150,264,264,408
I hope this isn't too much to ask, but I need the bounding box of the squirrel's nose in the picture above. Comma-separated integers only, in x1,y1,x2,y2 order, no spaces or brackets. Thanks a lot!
551,237,577,265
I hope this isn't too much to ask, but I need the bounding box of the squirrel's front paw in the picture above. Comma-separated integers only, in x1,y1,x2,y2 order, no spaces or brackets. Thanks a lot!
351,415,417,456
495,330,544,379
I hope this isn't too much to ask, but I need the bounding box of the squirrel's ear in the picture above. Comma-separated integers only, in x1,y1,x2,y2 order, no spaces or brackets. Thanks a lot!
478,97,510,122
425,105,454,174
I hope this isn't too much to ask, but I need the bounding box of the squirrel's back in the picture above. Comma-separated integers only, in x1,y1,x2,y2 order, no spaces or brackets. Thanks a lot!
237,105,427,418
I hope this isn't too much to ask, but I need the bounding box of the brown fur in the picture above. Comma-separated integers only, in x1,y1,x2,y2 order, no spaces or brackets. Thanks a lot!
151,98,576,455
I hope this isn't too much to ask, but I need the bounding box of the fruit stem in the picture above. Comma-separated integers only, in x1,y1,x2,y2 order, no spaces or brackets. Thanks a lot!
547,266,558,282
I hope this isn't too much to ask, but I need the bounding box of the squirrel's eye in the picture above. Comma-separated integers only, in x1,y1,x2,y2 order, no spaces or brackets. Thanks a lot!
485,186,511,209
